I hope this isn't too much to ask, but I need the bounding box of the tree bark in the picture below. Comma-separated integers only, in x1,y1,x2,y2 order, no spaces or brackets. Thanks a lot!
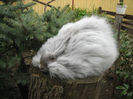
28,67,112,99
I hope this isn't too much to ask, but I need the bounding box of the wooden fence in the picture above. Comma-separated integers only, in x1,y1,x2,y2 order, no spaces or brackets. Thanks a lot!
98,7,133,35
24,0,133,15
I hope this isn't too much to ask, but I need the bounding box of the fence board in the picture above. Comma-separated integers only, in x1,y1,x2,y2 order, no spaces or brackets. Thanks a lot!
22,0,133,15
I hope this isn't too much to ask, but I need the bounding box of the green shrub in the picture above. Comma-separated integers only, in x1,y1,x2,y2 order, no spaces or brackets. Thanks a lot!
116,30,133,98
71,8,114,24
72,8,99,20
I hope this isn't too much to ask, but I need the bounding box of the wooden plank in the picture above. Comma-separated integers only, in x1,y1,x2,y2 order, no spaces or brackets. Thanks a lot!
101,10,116,16
98,7,133,35
98,7,133,20
121,24,133,34
124,14,133,20
123,20,133,26
122,23,133,29
98,7,116,16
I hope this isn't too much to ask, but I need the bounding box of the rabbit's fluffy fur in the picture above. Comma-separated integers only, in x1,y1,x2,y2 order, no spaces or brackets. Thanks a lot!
32,16,119,79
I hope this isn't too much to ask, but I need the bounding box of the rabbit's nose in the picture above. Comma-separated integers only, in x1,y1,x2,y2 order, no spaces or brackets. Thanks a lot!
42,69,49,75
40,64,49,75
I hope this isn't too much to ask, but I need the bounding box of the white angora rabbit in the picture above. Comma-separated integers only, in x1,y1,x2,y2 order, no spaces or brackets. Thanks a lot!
32,16,119,79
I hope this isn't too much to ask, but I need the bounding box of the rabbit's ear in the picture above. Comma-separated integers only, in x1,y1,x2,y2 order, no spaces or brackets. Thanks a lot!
40,55,43,61
40,56,47,67
40,56,44,65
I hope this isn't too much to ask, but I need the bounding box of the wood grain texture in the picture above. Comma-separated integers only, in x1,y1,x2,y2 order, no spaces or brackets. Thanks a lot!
23,0,133,15
28,67,105,99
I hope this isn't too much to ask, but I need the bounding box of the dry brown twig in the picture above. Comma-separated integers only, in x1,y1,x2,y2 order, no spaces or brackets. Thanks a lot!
44,0,55,12
32,0,56,12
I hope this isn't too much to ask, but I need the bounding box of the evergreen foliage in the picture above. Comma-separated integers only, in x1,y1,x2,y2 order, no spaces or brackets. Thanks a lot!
40,5,74,39
0,0,41,99
0,1,74,98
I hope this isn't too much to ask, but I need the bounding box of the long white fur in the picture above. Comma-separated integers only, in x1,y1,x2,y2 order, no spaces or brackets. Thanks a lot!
32,16,119,79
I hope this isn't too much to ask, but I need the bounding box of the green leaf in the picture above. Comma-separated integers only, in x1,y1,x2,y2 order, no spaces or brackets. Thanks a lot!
126,51,132,57
123,83,129,89
122,90,127,95
116,86,125,90
7,56,20,68
34,33,44,41
0,60,6,69
127,92,133,97
130,75,133,81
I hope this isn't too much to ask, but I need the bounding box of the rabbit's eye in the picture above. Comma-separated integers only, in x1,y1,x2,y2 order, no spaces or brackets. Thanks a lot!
49,56,55,61
51,57,55,60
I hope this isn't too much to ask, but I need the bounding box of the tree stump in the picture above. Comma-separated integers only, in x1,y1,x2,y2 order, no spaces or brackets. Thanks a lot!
28,67,109,99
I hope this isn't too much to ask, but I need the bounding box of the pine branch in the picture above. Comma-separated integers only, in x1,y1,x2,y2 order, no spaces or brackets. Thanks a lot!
0,47,12,56
0,0,18,4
